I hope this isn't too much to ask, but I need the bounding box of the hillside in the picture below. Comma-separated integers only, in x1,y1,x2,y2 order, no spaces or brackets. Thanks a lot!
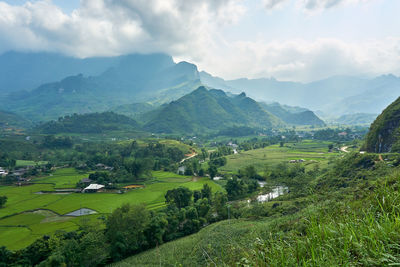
363,96,400,153
334,113,378,125
3,54,201,121
114,153,400,266
142,87,283,133
111,103,156,119
260,102,325,126
0,110,31,129
34,112,140,134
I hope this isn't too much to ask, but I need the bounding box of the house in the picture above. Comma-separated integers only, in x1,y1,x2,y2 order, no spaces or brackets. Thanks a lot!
338,132,348,137
0,167,7,177
95,163,114,171
83,184,105,193
177,166,186,175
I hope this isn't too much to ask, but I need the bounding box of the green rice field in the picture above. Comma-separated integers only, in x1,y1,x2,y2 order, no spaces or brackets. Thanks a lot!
0,168,222,250
220,140,341,173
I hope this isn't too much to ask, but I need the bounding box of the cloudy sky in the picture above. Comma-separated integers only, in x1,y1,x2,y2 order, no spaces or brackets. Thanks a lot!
0,0,399,82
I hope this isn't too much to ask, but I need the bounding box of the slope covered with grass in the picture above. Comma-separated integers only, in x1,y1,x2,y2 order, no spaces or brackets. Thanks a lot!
114,153,400,266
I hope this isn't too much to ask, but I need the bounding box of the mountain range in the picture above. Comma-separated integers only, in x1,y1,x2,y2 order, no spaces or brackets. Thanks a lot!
200,72,400,117
1,53,200,121
1,51,396,128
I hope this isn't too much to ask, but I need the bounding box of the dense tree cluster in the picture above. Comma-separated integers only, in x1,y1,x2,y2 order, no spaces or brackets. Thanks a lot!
36,112,139,134
0,196,7,208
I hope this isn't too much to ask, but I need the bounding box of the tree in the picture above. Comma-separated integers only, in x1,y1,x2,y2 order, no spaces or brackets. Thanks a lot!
165,187,193,209
208,165,218,179
201,184,212,202
0,196,7,208
198,168,205,177
105,204,150,260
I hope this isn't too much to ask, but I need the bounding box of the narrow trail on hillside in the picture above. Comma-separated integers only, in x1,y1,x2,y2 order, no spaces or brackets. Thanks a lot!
340,146,349,153
180,151,198,163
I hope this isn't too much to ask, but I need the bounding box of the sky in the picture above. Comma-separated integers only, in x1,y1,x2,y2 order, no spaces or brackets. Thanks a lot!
0,0,399,82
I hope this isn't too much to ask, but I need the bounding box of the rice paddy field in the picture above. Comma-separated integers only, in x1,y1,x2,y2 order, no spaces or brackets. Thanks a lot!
0,168,222,250
220,140,342,174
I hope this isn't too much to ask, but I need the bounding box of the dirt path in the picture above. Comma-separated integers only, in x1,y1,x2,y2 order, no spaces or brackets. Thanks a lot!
179,151,198,163
340,146,349,153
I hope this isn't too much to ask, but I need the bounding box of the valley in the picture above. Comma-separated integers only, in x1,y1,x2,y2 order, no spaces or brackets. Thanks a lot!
0,49,399,266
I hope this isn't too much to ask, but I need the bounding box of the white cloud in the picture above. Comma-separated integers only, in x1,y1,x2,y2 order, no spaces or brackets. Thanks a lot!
193,37,400,82
263,0,288,9
0,0,399,82
0,0,246,57
263,0,372,10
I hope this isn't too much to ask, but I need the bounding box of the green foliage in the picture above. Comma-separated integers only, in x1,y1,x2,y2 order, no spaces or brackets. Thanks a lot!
165,187,193,209
0,196,6,208
36,112,140,134
42,135,73,149
106,204,150,260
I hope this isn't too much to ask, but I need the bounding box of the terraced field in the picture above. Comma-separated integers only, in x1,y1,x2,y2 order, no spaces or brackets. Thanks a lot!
0,168,222,250
220,140,341,173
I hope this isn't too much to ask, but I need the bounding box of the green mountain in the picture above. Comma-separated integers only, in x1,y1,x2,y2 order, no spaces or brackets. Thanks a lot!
363,96,400,153
34,112,140,134
0,110,32,129
111,103,156,119
142,87,283,134
3,54,201,121
334,113,378,125
260,102,325,126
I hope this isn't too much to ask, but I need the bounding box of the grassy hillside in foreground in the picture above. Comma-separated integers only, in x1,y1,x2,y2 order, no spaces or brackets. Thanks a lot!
114,154,400,266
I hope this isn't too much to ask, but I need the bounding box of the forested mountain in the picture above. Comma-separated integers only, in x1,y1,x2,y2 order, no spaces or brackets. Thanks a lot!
2,54,201,121
260,102,325,126
34,112,140,134
200,72,400,117
111,103,157,119
142,87,283,133
363,96,400,153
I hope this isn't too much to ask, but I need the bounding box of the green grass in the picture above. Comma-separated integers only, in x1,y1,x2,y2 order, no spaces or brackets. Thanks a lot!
220,140,337,173
33,168,91,188
111,218,276,267
113,168,400,267
0,169,222,250
16,160,48,167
